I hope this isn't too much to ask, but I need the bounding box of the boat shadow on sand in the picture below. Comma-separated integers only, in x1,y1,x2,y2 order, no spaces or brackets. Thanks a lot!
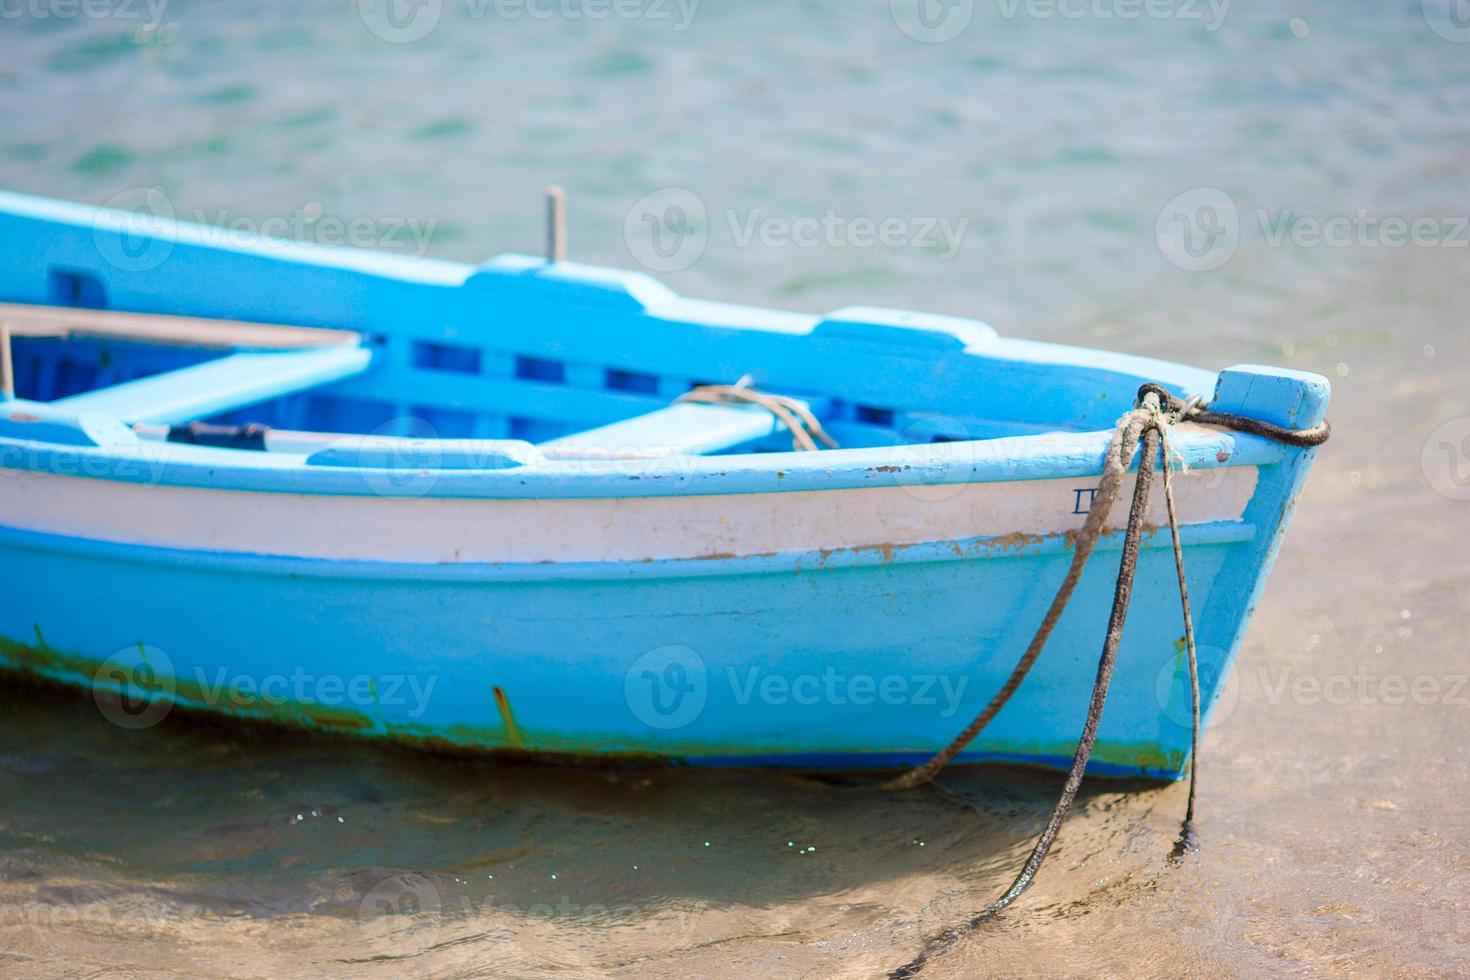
0,679,1187,971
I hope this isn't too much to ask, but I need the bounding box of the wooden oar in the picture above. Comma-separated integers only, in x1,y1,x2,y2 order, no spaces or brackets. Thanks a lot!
0,318,13,397
0,302,359,351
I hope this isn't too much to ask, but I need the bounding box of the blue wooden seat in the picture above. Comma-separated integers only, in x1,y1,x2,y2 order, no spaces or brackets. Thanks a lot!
542,400,799,457
51,346,373,425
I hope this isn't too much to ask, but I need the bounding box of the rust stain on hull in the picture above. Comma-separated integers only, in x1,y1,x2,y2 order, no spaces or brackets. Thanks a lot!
492,685,524,748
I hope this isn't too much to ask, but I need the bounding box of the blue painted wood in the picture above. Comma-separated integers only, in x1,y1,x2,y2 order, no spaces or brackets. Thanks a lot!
812,306,998,351
307,436,537,470
2,416,1292,497
1211,364,1331,429
0,189,1333,780
52,346,373,424
0,400,134,447
545,401,795,455
0,519,1251,777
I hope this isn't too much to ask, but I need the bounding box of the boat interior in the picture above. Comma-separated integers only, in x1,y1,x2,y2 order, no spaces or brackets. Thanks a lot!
2,295,1106,460
0,189,1235,470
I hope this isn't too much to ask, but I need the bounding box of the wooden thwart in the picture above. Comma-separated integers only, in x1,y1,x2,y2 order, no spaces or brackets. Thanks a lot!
542,402,788,458
0,302,360,351
542,390,830,458
52,345,374,425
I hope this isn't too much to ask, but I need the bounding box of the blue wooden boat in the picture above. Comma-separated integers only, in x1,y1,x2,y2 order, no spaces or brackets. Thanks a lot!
0,189,1329,779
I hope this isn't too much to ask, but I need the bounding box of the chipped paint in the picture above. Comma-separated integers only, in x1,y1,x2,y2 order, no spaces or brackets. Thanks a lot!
0,465,1259,565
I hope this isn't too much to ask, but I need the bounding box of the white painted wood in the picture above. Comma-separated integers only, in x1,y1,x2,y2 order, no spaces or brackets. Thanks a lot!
0,467,1258,565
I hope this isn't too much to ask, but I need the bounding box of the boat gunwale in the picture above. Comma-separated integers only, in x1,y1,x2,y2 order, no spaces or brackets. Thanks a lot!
0,409,1293,500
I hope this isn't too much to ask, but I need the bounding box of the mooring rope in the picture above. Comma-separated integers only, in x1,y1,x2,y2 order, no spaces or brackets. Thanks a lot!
676,378,838,452
882,403,1149,792
1156,415,1201,856
886,384,1331,978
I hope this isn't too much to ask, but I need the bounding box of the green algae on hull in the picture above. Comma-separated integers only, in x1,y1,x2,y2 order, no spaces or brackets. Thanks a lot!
0,632,377,734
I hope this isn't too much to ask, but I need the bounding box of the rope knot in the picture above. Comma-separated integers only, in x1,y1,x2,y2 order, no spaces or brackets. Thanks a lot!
676,378,838,452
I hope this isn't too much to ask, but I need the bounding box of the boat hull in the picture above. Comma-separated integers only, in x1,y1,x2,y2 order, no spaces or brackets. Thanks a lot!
0,470,1271,780
0,188,1329,778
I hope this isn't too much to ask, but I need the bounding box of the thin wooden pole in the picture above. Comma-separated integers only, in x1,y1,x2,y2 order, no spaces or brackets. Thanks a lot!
0,319,13,399
545,185,566,263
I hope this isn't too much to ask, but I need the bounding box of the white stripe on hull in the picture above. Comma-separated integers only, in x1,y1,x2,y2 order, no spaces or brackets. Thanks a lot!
0,467,1257,564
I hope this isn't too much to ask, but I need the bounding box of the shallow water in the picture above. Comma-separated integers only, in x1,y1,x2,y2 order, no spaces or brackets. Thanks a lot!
2,1,1469,976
